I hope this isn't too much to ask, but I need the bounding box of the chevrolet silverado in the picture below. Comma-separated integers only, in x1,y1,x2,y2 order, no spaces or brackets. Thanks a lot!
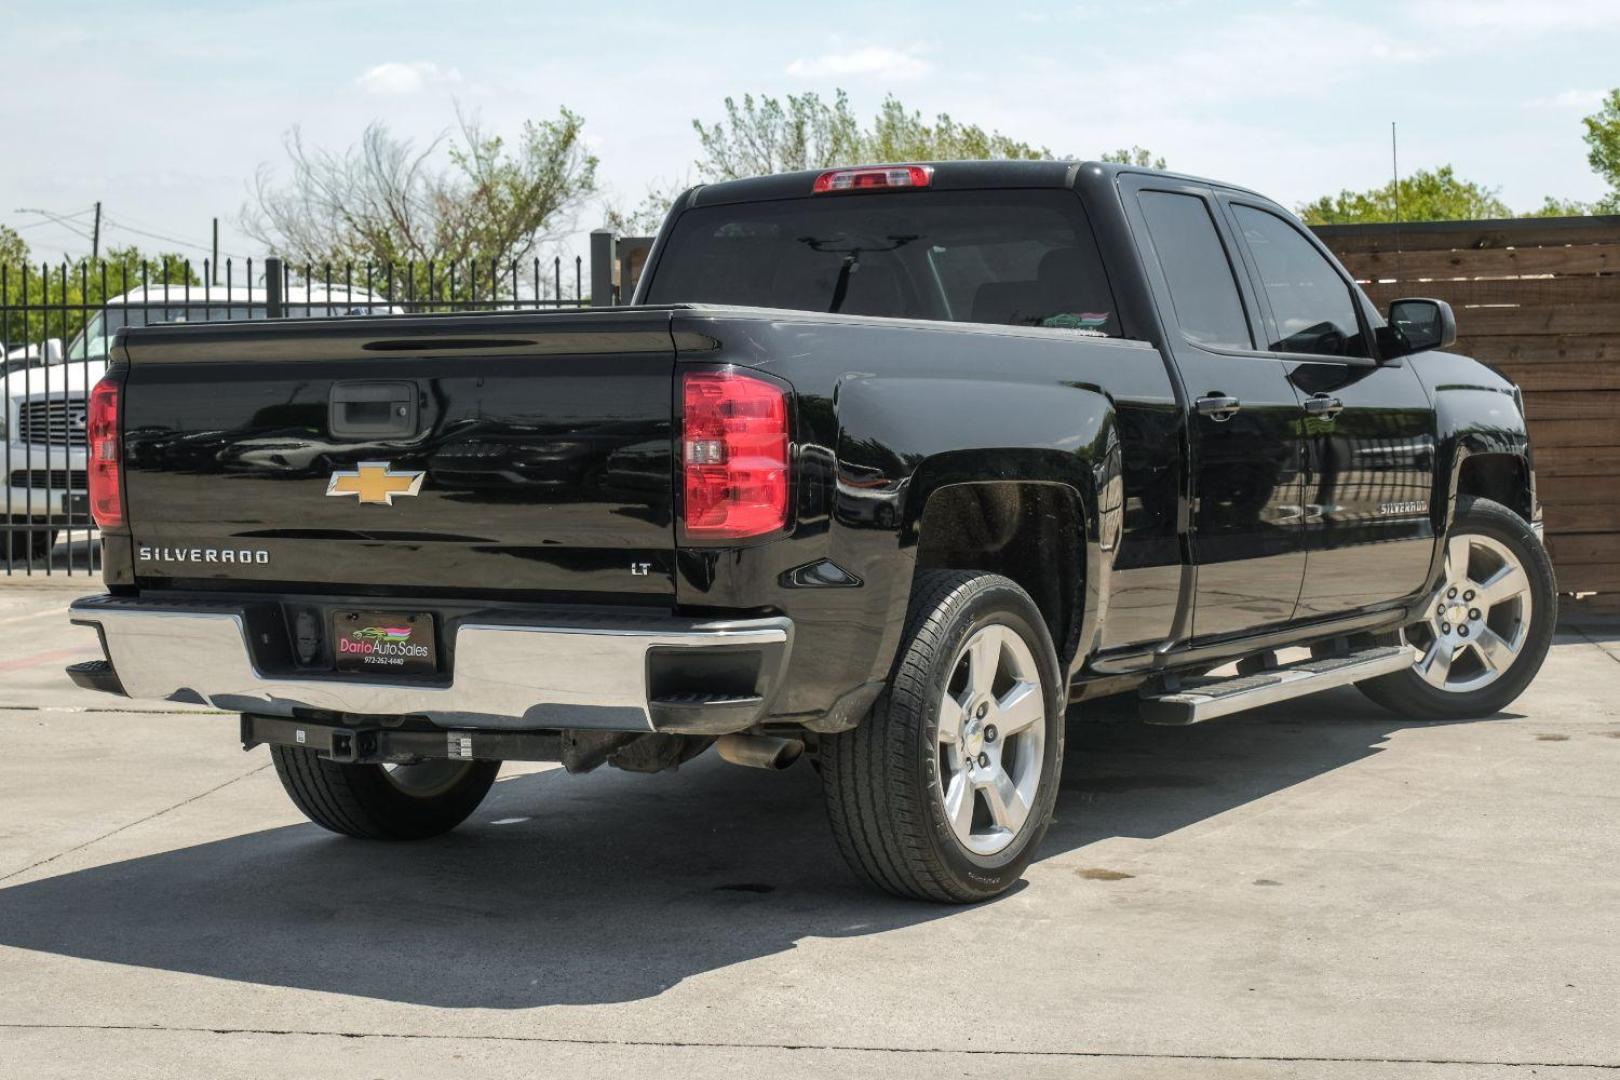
66,161,1555,902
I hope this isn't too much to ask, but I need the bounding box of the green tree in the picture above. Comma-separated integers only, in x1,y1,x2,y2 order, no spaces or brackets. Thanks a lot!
691,89,1157,182
606,92,1167,239
1102,146,1167,169
243,108,598,299
0,224,28,269
1,246,196,348
1579,88,1620,212
91,246,200,292
603,183,684,236
861,96,1052,163
1298,165,1512,225
1521,195,1596,218
692,91,864,180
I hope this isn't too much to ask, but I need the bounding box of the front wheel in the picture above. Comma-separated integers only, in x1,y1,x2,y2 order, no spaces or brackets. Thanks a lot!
821,570,1065,903
271,745,500,840
1358,496,1556,720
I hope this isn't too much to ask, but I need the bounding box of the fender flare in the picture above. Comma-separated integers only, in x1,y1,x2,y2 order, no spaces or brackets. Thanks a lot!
1443,433,1533,533
830,374,1122,684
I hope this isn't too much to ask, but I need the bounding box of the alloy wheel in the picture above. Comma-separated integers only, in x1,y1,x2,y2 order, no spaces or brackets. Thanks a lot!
383,759,478,798
935,623,1047,857
1408,533,1533,694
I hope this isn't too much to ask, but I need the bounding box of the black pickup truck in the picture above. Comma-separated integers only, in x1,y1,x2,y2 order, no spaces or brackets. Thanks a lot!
68,161,1555,902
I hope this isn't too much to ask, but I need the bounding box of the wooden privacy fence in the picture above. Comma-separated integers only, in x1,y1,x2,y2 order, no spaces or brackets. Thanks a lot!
1317,215,1620,604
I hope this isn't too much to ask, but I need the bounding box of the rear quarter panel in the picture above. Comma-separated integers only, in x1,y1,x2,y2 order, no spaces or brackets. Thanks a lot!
671,310,1180,723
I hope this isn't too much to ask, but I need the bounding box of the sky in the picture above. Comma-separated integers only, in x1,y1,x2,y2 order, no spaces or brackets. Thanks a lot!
3,0,1619,269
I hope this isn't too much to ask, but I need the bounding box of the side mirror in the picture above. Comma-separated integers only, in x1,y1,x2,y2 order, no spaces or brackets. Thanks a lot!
1385,298,1456,357
43,337,64,365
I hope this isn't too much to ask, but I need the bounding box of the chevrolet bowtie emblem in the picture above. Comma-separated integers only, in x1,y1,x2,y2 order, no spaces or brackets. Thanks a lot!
326,462,426,506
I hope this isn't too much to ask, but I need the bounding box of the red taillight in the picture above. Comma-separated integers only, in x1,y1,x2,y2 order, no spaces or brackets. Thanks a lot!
681,371,790,540
811,165,933,194
87,374,123,529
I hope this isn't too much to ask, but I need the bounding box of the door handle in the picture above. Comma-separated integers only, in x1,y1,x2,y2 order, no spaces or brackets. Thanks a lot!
1195,394,1242,421
1303,393,1344,419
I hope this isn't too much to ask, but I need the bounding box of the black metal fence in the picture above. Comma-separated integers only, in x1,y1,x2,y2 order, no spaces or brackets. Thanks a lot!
1,254,591,576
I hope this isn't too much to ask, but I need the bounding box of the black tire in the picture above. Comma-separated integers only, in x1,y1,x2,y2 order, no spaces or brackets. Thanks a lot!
270,745,500,840
3,527,55,561
821,570,1065,903
1358,496,1556,721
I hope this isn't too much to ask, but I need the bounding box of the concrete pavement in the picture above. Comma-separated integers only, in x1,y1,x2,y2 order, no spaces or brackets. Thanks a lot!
1,582,1618,1078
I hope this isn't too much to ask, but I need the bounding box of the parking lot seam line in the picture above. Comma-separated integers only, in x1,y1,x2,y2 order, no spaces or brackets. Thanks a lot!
0,607,77,628
0,582,106,592
0,762,271,886
0,1024,1614,1069
0,706,231,715
1569,625,1620,665
0,647,99,675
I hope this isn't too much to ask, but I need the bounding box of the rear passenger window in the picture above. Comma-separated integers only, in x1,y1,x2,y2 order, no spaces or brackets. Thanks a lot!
1137,191,1253,351
1134,190,1257,351
1232,204,1371,358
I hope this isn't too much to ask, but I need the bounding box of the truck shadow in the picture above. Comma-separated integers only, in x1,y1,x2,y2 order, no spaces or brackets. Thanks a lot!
0,686,1502,1009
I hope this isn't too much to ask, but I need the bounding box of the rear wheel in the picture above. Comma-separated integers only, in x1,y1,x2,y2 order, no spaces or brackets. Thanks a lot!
271,745,500,840
1358,496,1555,720
821,570,1065,903
2,526,55,562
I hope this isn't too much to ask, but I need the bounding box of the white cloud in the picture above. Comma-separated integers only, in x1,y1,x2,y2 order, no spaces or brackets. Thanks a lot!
1061,9,1433,119
1525,88,1608,110
786,46,930,82
1414,0,1620,32
354,61,462,96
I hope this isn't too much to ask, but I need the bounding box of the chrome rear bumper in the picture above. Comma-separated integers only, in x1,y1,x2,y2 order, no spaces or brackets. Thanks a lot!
69,596,791,734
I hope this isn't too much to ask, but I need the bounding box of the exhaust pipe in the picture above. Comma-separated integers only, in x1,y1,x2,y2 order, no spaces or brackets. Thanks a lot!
715,733,803,771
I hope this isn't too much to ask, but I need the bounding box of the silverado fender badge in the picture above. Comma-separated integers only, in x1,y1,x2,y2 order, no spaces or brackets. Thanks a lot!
326,461,426,506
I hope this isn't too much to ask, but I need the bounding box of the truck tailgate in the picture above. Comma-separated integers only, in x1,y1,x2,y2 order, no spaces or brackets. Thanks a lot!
119,311,679,601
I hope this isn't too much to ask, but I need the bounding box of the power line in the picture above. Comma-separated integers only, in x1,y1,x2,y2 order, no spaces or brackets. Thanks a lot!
16,206,252,261
100,216,251,261
38,220,94,243
12,207,97,239
100,216,212,254
99,208,253,261
14,212,95,231
101,206,210,238
10,206,258,268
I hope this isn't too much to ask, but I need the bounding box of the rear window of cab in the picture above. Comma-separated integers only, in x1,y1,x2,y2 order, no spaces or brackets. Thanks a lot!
644,189,1121,336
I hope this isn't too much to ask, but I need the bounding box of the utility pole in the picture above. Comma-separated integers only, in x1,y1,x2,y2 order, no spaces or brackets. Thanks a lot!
265,257,283,318
91,201,101,261
1391,122,1402,279
212,218,219,285
590,229,617,306
1390,122,1400,224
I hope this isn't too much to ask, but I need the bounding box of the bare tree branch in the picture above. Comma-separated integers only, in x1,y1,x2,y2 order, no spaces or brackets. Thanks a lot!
241,107,598,298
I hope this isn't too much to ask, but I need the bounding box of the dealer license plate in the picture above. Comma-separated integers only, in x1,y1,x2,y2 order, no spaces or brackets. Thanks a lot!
332,610,437,675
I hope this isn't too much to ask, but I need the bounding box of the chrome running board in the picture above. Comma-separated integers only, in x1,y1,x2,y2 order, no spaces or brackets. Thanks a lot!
1139,645,1416,726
